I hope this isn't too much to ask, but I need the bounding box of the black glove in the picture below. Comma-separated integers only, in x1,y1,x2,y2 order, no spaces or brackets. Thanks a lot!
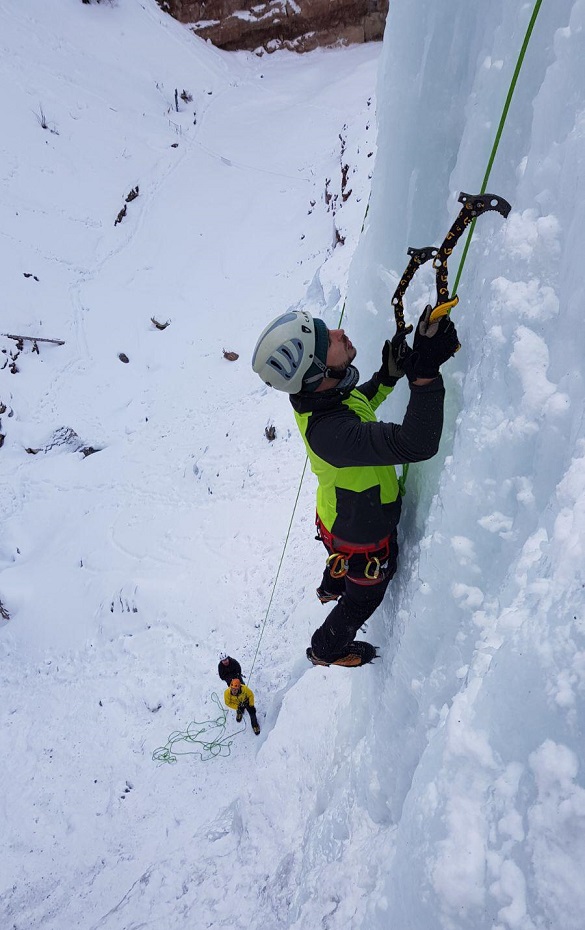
402,306,460,382
378,330,414,386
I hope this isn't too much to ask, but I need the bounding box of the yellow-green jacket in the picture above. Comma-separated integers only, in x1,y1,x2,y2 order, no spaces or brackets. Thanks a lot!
290,369,445,544
224,683,255,712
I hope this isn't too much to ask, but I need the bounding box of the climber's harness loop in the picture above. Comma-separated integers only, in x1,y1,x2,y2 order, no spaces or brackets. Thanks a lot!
364,556,381,580
316,516,392,583
326,552,349,578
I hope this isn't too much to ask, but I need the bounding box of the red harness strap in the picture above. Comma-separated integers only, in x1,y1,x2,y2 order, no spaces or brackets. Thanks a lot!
315,515,393,581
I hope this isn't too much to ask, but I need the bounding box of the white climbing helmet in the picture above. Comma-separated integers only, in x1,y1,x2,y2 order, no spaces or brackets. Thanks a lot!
252,310,329,394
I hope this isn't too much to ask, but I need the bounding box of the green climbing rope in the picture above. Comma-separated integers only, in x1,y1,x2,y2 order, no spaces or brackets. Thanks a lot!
247,458,309,683
152,692,244,764
397,462,409,497
451,0,543,297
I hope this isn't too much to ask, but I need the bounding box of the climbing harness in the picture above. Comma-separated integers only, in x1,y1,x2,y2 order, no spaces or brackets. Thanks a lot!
316,515,392,582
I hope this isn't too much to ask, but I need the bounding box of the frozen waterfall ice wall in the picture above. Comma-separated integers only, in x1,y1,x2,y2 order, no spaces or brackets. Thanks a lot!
346,1,585,928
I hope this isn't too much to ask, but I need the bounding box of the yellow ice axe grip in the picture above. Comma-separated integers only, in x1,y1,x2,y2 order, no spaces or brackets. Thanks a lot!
429,295,459,323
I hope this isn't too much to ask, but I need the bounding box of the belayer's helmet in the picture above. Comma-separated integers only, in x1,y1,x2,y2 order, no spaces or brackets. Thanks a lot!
252,309,329,394
230,678,241,689
219,652,228,662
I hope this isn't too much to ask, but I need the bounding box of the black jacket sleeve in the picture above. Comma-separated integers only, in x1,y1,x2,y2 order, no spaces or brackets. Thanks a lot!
306,378,445,468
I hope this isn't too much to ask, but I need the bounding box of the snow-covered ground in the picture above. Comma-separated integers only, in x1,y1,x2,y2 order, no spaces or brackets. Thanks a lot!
1,1,584,928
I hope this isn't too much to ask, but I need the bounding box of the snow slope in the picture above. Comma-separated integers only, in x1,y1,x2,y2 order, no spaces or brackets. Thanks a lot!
1,1,584,929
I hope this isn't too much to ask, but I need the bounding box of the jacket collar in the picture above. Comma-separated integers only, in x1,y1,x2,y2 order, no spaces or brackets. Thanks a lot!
290,365,359,413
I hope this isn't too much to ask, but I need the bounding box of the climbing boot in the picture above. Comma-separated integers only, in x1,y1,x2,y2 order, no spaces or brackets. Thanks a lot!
306,641,379,668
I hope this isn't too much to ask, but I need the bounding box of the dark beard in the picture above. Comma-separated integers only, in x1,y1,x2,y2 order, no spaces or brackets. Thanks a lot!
326,365,350,380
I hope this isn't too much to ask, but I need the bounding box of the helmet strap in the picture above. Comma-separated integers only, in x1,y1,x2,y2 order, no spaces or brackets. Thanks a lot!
325,365,349,381
301,353,328,389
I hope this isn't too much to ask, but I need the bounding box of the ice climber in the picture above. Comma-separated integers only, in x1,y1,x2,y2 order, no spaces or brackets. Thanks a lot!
224,679,261,735
218,653,245,685
252,306,460,667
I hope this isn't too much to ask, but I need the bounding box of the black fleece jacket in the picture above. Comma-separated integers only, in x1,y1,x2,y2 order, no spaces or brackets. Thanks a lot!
290,372,445,468
289,371,445,544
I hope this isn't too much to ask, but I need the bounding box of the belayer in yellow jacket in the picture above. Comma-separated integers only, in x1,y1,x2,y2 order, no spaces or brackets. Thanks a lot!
224,679,260,735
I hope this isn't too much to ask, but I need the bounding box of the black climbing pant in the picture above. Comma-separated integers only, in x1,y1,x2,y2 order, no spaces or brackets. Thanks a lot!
311,542,398,662
240,705,259,728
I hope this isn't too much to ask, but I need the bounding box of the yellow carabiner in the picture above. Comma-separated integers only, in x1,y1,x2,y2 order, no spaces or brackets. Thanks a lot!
364,556,381,580
326,552,348,578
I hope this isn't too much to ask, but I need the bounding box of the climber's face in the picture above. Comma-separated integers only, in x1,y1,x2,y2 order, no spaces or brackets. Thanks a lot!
326,328,356,371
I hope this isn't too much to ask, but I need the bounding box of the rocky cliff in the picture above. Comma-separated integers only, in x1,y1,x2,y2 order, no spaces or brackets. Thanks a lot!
157,1,388,52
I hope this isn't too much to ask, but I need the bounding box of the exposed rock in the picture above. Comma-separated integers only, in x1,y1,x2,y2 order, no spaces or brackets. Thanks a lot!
157,1,388,52
24,427,102,458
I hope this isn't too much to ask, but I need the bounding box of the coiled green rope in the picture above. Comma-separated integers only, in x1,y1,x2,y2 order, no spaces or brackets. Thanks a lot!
152,692,245,764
